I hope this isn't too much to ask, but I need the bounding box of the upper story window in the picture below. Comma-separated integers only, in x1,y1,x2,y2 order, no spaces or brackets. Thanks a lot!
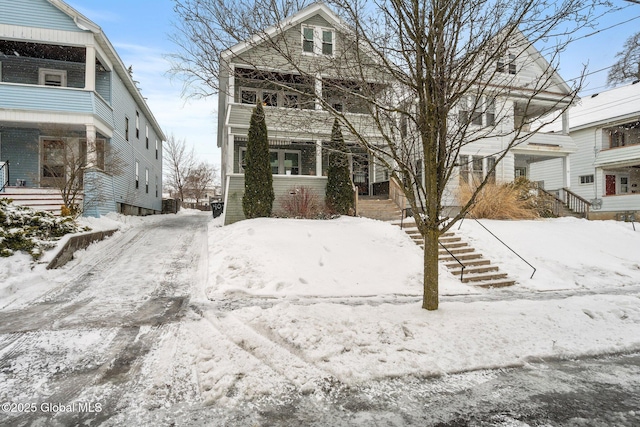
303,27,314,53
135,111,140,139
459,96,496,127
497,53,517,74
38,69,67,87
145,124,149,149
302,25,335,56
125,116,130,141
607,121,640,149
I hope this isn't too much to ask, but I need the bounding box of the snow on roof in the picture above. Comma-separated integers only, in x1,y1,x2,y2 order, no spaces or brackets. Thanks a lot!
568,81,640,130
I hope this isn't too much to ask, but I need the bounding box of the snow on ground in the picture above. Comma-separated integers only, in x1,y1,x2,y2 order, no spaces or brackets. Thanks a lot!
1,210,640,412
203,215,640,399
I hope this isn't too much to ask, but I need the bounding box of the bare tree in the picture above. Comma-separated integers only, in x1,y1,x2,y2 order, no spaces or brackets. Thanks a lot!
184,161,218,204
170,0,609,310
163,133,196,202
607,31,640,86
37,127,125,217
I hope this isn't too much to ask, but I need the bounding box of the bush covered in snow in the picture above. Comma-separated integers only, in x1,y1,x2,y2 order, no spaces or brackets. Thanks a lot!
0,199,86,259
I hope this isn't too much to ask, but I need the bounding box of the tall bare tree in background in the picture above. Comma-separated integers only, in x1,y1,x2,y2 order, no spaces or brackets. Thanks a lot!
170,0,610,310
607,31,640,86
163,134,195,202
185,161,218,204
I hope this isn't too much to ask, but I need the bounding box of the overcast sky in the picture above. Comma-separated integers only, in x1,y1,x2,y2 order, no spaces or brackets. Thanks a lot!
64,0,640,174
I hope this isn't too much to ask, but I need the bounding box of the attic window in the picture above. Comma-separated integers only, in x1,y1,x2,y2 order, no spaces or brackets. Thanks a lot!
497,53,516,75
302,26,334,56
303,27,314,53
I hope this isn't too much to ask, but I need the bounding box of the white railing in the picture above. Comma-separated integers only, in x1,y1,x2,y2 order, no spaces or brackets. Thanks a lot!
0,161,8,192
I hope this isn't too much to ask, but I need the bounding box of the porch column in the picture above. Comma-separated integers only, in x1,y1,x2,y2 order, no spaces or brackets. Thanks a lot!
85,45,96,92
315,139,322,177
314,73,322,110
86,124,97,166
562,155,571,189
562,111,569,135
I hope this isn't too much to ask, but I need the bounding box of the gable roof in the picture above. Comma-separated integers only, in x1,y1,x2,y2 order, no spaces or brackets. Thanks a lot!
222,1,348,60
566,81,640,131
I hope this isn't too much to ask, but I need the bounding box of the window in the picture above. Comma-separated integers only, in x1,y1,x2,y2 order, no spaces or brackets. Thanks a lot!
262,91,278,107
303,27,314,53
284,93,299,109
81,138,106,170
459,155,470,184
240,148,300,175
302,26,334,56
145,168,149,194
620,176,629,194
38,69,67,87
155,139,159,159
135,160,139,189
145,125,149,149
322,30,333,55
607,122,640,149
472,156,483,183
580,175,594,184
125,117,129,141
135,111,140,139
156,175,159,197
485,98,496,126
41,139,65,181
241,89,257,105
497,53,516,74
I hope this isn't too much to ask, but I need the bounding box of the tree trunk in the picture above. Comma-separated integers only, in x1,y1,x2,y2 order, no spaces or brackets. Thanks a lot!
422,226,439,310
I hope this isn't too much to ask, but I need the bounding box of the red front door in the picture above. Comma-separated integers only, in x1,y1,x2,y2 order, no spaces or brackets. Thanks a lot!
605,175,616,196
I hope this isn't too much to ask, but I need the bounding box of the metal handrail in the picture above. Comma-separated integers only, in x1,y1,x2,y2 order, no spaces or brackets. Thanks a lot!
458,213,537,279
400,207,413,229
0,161,8,192
438,241,466,282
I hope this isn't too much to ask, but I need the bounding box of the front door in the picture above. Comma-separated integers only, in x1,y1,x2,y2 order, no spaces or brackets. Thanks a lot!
352,155,369,195
41,139,65,187
605,174,616,196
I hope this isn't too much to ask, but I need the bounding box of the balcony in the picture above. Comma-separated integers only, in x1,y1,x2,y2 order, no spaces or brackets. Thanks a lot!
512,131,576,157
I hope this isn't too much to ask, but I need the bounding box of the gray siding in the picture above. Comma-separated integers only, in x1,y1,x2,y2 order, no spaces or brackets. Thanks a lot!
224,174,328,225
0,0,83,32
82,169,117,217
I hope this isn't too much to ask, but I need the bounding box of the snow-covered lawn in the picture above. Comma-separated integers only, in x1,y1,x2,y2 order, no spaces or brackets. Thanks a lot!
203,215,640,399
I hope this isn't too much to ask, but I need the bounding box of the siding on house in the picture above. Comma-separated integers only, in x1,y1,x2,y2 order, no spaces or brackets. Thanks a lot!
0,0,84,32
0,128,40,187
224,174,328,225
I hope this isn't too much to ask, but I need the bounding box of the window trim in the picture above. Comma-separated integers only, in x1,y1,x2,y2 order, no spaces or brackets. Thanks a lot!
145,125,149,149
301,25,335,57
145,168,149,194
579,174,594,185
240,147,301,175
125,116,130,141
38,68,67,87
135,111,140,139
135,160,139,189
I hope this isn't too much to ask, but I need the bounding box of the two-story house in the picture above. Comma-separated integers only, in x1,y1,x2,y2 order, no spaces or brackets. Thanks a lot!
217,2,389,224
218,3,577,224
0,0,165,216
530,81,640,219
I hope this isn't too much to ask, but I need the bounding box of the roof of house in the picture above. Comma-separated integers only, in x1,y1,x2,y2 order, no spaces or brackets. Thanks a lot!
221,1,348,60
567,81,640,131
46,0,166,141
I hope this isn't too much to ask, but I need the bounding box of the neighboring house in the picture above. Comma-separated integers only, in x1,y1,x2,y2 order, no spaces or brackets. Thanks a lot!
0,0,165,216
218,3,576,224
218,2,387,224
530,81,640,219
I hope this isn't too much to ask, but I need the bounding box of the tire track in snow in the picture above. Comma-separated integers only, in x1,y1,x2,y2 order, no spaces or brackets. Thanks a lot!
203,311,336,393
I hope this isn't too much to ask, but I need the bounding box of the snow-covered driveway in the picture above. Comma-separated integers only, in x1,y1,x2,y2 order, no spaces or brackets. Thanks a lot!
0,212,211,426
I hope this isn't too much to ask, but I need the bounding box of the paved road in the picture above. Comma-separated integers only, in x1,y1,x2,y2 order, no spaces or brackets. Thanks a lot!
0,212,638,426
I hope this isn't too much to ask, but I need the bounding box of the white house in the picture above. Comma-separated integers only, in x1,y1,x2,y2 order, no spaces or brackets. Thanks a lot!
0,0,165,216
530,81,640,220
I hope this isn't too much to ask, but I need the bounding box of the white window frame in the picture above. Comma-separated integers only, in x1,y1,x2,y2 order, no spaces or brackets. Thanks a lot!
38,68,67,87
619,174,630,194
301,25,335,57
135,111,140,139
145,124,149,149
145,168,149,193
239,147,301,175
579,174,594,185
240,87,258,105
135,160,139,189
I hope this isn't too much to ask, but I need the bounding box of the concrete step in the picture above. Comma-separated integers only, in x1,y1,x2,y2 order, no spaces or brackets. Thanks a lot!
461,272,508,283
472,280,517,289
444,259,491,268
439,247,475,256
438,252,483,262
439,242,469,249
449,265,499,275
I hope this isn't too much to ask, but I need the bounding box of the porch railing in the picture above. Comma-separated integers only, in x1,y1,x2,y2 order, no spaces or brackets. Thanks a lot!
539,187,591,218
0,161,8,193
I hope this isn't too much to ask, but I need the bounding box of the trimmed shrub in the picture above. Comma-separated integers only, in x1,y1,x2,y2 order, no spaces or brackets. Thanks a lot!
243,102,274,218
325,119,354,215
